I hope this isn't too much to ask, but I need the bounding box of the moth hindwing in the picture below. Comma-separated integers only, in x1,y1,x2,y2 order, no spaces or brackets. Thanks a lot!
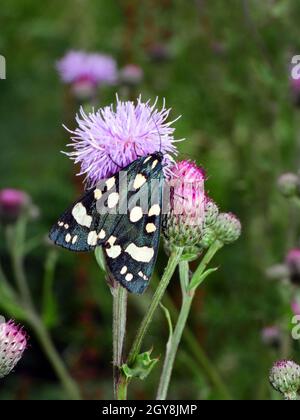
49,152,165,294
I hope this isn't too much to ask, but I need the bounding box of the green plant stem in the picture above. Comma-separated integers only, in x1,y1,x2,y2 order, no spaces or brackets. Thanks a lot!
28,313,81,400
151,280,231,399
127,247,183,367
6,219,81,400
157,241,223,400
113,283,128,399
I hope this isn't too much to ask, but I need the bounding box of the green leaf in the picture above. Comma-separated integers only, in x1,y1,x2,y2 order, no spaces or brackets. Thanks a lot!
188,267,218,291
180,253,199,262
121,349,159,380
94,247,106,272
160,303,173,340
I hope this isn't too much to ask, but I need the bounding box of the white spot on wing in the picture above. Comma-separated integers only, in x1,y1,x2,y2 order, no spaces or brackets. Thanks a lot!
121,266,127,275
94,189,102,200
148,204,161,217
125,243,154,263
87,230,98,246
72,202,92,228
125,273,133,282
106,177,115,190
98,229,106,239
130,206,143,223
65,233,71,243
146,223,156,233
151,160,158,169
133,173,147,190
107,192,119,208
72,235,78,245
106,245,121,259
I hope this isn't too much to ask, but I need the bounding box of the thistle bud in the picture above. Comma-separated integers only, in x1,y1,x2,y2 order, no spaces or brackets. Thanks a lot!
269,360,300,400
204,197,219,227
199,226,217,249
163,160,205,257
0,319,27,378
277,173,299,198
0,188,30,224
214,212,241,244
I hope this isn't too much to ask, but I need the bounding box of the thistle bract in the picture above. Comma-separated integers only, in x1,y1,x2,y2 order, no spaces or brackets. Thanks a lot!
269,360,300,400
0,319,27,378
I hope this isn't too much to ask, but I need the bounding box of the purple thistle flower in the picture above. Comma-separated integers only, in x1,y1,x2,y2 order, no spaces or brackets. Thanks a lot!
0,318,27,378
64,96,180,186
56,50,117,87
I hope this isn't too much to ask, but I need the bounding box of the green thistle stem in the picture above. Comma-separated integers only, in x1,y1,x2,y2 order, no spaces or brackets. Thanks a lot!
127,247,183,366
113,283,128,399
157,241,223,400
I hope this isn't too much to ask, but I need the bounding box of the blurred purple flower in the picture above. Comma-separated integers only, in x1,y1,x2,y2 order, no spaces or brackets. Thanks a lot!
261,325,281,348
291,299,300,315
286,248,300,285
0,318,27,378
119,64,143,86
0,188,29,223
56,51,117,98
64,96,180,186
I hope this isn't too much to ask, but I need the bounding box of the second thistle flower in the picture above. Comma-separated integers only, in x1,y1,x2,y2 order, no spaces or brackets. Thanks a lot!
163,160,206,257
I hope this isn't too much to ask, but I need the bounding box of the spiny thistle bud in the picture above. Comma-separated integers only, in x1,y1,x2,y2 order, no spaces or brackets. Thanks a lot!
285,248,300,286
269,360,300,400
0,188,30,224
163,160,205,256
214,212,241,244
199,226,217,249
204,197,219,227
0,318,27,378
277,173,299,198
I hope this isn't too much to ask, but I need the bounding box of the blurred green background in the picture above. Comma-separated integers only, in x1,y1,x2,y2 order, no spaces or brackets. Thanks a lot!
1,0,300,400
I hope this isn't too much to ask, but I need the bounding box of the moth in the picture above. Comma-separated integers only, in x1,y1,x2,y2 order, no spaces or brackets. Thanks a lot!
49,152,164,294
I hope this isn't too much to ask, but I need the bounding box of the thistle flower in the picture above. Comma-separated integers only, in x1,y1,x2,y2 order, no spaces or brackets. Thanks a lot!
277,173,299,197
0,188,29,223
0,319,27,378
56,50,117,99
261,326,281,349
269,360,300,400
65,97,180,185
214,212,241,244
286,248,300,285
162,160,205,256
119,64,143,86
